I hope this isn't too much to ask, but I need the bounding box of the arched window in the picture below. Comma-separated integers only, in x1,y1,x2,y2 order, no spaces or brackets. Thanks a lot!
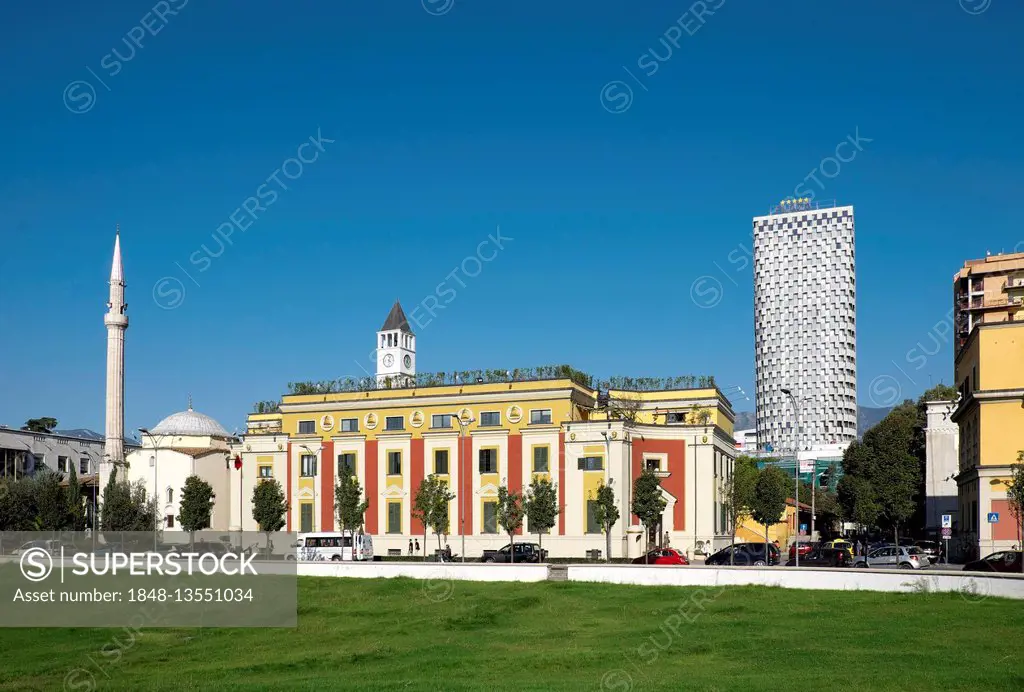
166,488,173,504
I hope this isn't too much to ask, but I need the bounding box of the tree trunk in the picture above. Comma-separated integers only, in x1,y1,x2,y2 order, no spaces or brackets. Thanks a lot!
510,532,515,564
605,525,612,563
537,531,543,561
730,517,736,566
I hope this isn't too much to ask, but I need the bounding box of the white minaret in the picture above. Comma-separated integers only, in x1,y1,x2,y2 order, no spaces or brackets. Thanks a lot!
376,300,416,387
103,227,128,472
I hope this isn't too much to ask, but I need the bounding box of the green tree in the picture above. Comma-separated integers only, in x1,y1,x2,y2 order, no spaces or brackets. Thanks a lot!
720,455,759,565
0,477,38,531
21,417,58,433
66,465,86,532
252,478,288,558
524,477,559,558
749,465,789,556
178,475,216,549
334,474,369,560
35,471,68,530
99,470,157,534
632,468,667,560
589,481,619,563
1007,451,1024,573
413,475,455,555
495,486,525,563
919,384,958,402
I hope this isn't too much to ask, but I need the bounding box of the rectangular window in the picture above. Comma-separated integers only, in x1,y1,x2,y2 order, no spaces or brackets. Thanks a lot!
387,501,402,534
530,409,552,425
340,418,359,433
434,449,449,475
483,501,498,534
300,503,313,533
533,447,549,473
645,458,661,472
166,515,175,528
431,414,452,429
388,451,402,475
300,454,317,477
578,456,604,471
479,448,497,474
337,453,355,478
385,416,404,431
258,465,273,479
298,420,315,434
58,456,68,473
79,458,89,475
480,411,500,427
586,500,601,534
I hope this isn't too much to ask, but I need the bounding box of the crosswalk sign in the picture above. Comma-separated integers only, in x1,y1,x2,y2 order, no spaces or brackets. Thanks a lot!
988,512,999,523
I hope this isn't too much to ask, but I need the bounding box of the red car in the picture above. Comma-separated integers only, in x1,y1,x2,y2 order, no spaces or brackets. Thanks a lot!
788,542,817,560
632,548,689,565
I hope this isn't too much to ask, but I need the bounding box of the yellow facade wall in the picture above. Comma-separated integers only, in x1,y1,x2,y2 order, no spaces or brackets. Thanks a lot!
979,326,1024,390
980,401,1024,467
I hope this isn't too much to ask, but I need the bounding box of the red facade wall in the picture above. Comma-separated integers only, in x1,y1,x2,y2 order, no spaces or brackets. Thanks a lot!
991,499,1020,541
364,440,378,534
458,434,472,537
410,438,425,534
508,434,523,535
631,438,686,531
320,440,334,532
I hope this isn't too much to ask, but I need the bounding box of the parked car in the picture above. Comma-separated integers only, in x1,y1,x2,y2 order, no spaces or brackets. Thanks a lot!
852,545,924,569
788,541,817,560
705,542,780,566
481,543,547,563
914,541,942,564
784,546,850,568
963,550,1023,573
632,548,689,565
819,539,855,560
10,540,60,555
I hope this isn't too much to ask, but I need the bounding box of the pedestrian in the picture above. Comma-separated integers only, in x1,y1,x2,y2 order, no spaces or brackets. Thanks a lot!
414,539,421,554
444,543,452,562
408,539,413,556
854,539,862,556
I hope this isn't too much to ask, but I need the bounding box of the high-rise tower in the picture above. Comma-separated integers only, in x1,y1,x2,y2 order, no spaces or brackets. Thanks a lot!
103,228,128,469
753,200,857,454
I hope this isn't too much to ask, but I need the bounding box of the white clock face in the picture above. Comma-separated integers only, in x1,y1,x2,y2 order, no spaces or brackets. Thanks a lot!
404,355,412,368
383,354,394,367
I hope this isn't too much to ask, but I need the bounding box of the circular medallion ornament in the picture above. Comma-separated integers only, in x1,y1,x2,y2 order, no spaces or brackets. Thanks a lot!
404,355,412,368
246,444,251,451
277,444,283,451
506,405,523,424
570,432,576,441
702,435,708,443
365,412,378,430
458,408,473,424
410,411,424,428
383,354,394,367
320,414,335,432
611,432,618,440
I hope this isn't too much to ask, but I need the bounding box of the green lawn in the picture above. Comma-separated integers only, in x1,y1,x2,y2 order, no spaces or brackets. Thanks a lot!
2,577,1023,691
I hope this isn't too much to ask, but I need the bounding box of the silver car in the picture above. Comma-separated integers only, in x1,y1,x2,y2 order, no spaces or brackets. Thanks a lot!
852,545,924,569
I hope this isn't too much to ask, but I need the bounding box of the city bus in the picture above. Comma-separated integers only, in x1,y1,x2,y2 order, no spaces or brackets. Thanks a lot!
291,531,374,561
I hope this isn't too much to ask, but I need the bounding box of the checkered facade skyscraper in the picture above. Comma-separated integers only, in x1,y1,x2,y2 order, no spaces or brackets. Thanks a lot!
753,202,857,454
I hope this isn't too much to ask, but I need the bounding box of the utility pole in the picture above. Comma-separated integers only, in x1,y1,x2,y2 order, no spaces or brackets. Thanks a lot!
781,388,800,567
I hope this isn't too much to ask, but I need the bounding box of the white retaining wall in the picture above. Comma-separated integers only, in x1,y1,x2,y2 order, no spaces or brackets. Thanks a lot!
298,561,549,582
565,565,1024,600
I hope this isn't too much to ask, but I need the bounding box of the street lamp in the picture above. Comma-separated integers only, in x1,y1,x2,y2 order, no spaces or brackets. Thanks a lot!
780,389,800,567
453,413,475,563
138,428,165,551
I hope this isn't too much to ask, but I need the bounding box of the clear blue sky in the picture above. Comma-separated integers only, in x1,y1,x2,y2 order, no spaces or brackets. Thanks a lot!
1,0,1022,435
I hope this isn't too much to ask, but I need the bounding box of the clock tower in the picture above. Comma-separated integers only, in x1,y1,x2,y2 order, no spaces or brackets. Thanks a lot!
376,300,416,387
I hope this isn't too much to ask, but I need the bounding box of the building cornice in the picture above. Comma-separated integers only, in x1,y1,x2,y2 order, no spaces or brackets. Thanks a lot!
278,386,587,414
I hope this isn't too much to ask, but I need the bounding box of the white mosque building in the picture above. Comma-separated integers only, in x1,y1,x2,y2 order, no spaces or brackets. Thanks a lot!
101,230,238,531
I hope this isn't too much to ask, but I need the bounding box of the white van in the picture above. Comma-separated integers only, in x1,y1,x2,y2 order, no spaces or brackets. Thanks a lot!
291,531,374,561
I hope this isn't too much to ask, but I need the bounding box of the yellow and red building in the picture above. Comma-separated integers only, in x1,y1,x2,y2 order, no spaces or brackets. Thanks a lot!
230,302,738,559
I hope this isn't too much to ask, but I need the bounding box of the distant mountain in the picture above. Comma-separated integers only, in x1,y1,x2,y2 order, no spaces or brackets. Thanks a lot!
732,406,893,440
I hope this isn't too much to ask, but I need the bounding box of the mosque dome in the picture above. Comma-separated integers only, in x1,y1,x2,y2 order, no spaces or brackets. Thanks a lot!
150,406,230,437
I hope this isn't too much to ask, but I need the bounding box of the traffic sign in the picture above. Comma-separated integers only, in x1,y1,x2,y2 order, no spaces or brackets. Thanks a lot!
941,514,952,529
988,512,1000,523
800,523,808,532
941,527,952,538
